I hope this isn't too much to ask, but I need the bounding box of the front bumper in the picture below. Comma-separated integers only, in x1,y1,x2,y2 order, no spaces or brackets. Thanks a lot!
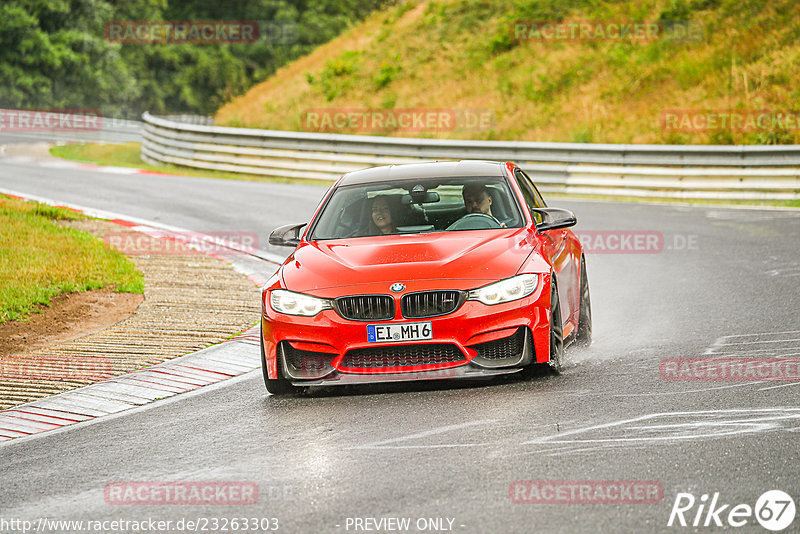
261,283,551,385
286,365,522,387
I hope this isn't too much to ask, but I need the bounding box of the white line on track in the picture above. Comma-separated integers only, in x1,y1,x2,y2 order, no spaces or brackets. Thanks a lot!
758,382,800,391
612,382,764,397
350,419,496,450
712,338,800,346
521,408,800,446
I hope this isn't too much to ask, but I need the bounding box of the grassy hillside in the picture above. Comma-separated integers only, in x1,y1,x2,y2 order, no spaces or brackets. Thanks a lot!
215,0,800,144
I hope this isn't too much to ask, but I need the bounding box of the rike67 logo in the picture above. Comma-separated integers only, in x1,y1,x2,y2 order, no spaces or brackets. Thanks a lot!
668,490,796,531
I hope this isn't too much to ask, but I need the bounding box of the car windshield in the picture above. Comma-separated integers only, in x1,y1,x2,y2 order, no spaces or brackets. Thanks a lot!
309,176,524,240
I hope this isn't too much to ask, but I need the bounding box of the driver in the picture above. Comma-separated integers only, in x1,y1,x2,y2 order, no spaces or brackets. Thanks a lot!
462,183,506,227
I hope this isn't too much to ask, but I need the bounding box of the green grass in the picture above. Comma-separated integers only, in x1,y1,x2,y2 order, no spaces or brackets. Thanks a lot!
50,142,145,168
0,196,144,323
49,143,334,186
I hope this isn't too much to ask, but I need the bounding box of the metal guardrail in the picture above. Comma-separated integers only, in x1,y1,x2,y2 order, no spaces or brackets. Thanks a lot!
141,112,800,200
160,114,215,126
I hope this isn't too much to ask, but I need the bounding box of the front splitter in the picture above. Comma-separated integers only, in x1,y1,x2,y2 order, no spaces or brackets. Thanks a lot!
290,365,521,386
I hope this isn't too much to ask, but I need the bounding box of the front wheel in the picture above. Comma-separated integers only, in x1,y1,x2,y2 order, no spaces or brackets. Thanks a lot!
547,279,564,373
522,277,564,377
575,255,592,348
261,330,300,395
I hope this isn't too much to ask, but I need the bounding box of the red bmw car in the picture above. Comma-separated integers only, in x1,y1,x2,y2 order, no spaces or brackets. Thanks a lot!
261,161,591,394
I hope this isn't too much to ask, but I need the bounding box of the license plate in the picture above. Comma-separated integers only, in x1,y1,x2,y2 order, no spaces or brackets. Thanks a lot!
367,322,433,343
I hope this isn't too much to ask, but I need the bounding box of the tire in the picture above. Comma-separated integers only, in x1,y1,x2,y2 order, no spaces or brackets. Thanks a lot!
575,255,592,348
261,328,299,395
548,278,564,373
522,276,564,377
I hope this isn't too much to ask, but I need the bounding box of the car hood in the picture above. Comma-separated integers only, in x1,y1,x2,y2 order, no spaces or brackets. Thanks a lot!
281,229,536,293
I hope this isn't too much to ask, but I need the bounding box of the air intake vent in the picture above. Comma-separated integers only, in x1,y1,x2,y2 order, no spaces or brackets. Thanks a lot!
335,295,394,321
472,327,525,360
401,291,464,319
341,344,465,368
281,343,334,380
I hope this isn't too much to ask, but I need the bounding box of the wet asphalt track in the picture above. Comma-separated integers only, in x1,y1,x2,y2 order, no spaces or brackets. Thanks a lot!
1,151,800,533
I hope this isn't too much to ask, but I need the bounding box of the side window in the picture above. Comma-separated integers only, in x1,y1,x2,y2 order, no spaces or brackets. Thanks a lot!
517,170,547,207
513,169,543,224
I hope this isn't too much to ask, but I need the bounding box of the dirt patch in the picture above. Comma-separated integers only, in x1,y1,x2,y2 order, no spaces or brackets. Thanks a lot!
0,289,143,356
2,142,57,160
0,214,262,410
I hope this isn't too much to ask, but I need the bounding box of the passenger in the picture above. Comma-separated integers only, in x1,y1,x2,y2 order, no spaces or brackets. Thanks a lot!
367,195,397,235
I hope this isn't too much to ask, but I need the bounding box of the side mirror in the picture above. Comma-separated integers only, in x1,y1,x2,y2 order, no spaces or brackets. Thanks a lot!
531,208,577,232
269,223,307,247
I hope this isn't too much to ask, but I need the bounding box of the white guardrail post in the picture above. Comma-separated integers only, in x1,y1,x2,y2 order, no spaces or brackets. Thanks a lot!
141,112,800,201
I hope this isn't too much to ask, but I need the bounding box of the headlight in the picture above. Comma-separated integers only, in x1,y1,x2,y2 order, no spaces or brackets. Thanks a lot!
270,289,332,316
468,274,538,305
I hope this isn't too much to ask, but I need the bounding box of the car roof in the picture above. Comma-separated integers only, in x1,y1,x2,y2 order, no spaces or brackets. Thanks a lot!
337,160,509,186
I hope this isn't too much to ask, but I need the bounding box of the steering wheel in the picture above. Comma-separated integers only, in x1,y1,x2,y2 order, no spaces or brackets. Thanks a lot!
446,213,503,231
